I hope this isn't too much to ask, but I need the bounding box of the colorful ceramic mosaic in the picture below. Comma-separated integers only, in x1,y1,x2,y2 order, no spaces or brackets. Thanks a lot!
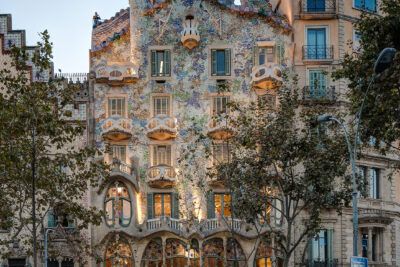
166,239,186,257
226,238,245,260
142,239,163,260
202,238,224,257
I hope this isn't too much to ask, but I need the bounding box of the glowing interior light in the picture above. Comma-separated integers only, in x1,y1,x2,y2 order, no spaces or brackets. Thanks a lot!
160,61,164,74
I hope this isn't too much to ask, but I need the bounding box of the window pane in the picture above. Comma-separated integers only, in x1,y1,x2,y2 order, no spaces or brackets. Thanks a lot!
157,51,165,75
153,97,170,116
154,194,162,217
217,50,225,74
109,98,125,116
154,145,171,166
224,194,231,217
215,194,223,217
163,194,171,216
111,146,126,162
266,47,274,63
259,48,266,65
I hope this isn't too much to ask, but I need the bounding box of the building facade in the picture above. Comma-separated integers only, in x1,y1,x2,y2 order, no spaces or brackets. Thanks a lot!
2,0,400,266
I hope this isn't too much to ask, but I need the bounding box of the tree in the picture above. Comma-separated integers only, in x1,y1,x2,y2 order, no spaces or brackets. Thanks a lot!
333,0,400,150
0,31,108,266
179,76,352,267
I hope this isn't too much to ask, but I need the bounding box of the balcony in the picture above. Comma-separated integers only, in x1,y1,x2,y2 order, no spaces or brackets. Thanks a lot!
208,119,233,140
110,158,138,191
251,64,282,95
200,217,243,236
302,46,334,64
95,63,138,86
181,18,200,50
101,115,133,141
305,259,338,267
299,0,337,19
146,114,178,140
146,165,177,188
302,86,335,103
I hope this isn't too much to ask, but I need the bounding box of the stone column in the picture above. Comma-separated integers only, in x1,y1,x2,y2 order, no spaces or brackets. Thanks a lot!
162,236,166,267
199,240,203,267
368,227,373,261
223,237,227,266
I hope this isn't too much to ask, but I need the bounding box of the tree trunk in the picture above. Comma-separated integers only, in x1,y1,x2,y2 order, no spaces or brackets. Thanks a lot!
31,129,37,267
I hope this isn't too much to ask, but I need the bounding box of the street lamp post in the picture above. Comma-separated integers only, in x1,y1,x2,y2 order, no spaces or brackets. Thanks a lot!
317,47,396,258
44,228,54,267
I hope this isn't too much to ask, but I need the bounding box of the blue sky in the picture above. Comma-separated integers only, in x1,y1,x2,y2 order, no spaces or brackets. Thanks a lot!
0,0,128,73
0,0,242,73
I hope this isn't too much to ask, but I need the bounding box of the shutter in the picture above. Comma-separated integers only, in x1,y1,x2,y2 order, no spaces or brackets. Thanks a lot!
164,50,171,76
376,169,380,199
172,193,180,219
231,191,238,218
225,49,231,76
207,192,215,219
327,229,333,262
153,146,157,166
147,193,154,219
308,238,313,265
48,211,55,227
211,49,217,76
253,45,259,67
151,51,156,77
275,44,282,65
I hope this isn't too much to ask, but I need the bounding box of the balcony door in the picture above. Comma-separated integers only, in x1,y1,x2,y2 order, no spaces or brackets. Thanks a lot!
307,28,326,59
307,0,325,12
309,70,327,98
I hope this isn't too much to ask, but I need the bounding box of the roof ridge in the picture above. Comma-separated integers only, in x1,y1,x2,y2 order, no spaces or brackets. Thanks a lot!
93,7,130,29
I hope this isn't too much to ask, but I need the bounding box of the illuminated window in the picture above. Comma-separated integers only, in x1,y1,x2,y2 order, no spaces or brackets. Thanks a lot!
153,96,170,116
166,239,187,266
104,183,131,227
226,238,246,267
203,238,224,267
255,236,283,267
154,193,171,217
214,193,231,217
141,238,163,266
108,98,125,117
151,50,171,77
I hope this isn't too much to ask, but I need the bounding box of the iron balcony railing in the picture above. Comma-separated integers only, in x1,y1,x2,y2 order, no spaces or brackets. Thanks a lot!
303,86,335,102
302,45,334,60
300,0,336,13
306,259,339,267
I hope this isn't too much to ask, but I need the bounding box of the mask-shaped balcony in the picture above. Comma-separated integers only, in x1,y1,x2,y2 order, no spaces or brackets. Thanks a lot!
95,63,138,86
110,158,139,192
181,18,200,50
101,115,133,141
251,64,283,95
147,114,178,141
146,165,177,188
207,119,233,140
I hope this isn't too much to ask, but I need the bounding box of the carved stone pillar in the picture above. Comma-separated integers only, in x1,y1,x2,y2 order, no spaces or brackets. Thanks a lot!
162,236,166,267
368,227,373,261
199,240,203,267
223,237,227,267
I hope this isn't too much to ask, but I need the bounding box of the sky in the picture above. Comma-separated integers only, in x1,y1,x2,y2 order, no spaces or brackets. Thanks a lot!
0,0,241,73
0,0,128,73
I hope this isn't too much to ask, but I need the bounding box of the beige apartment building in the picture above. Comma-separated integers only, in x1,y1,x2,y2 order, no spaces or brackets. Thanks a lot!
1,0,400,267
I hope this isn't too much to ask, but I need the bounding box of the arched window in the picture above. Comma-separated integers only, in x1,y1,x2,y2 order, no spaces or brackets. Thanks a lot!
255,236,283,267
260,183,283,227
166,239,186,266
105,239,133,267
226,238,246,267
141,238,163,267
203,238,224,267
188,239,200,267
105,182,131,227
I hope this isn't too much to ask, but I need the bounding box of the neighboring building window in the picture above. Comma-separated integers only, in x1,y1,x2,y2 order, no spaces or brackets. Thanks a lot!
8,259,26,267
309,230,333,265
215,193,231,217
306,28,327,59
105,240,133,267
353,30,361,50
110,145,126,162
308,70,327,98
211,49,231,76
307,0,326,12
153,96,170,116
151,50,171,77
354,0,376,12
108,97,125,117
152,145,172,166
104,183,131,227
48,260,74,267
369,168,380,199
47,211,74,228
212,96,230,115
362,231,378,261
212,143,231,165
357,166,368,198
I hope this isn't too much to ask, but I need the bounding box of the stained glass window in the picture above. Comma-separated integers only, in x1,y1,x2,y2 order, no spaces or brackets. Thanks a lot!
203,238,224,267
105,240,133,267
141,238,163,267
166,239,186,267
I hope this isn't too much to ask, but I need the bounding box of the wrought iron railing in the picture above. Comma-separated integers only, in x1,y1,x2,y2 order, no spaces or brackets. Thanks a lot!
303,86,335,102
299,0,336,13
54,73,88,83
302,45,334,60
